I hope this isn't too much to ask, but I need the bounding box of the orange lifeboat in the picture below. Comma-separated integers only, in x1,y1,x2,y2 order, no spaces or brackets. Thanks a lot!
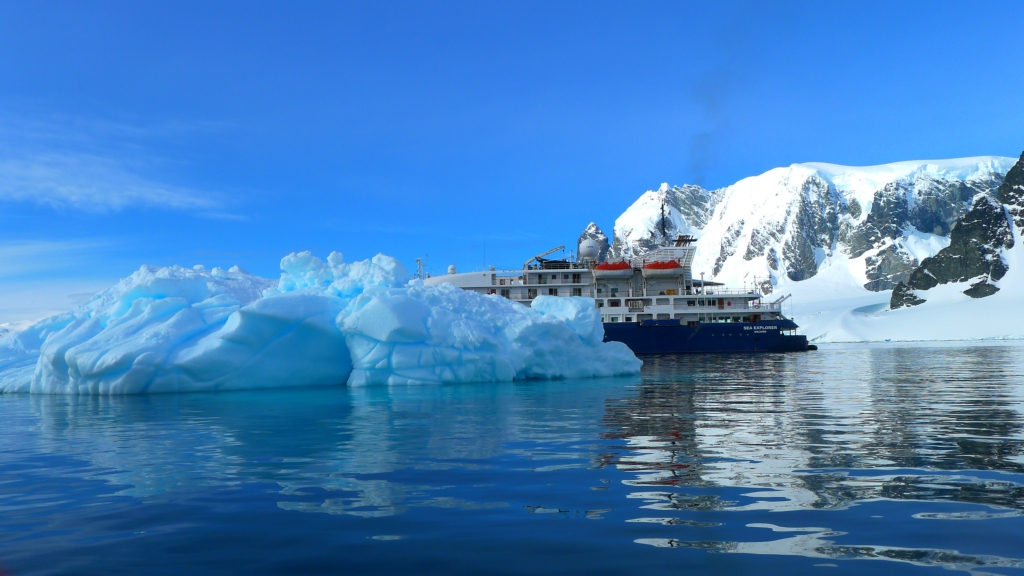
593,260,633,278
642,260,683,277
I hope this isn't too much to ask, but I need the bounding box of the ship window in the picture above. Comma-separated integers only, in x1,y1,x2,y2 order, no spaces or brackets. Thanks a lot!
548,288,558,296
610,316,618,323
698,299,705,306
499,279,505,285
563,274,570,280
500,289,511,299
625,316,633,322
733,316,740,322
572,287,582,297
572,273,581,283
597,301,604,308
687,300,695,307
597,288,603,294
658,291,665,296
609,299,621,307
528,288,537,299
656,298,669,305
551,274,558,280
657,313,670,320
538,275,547,284
673,313,684,319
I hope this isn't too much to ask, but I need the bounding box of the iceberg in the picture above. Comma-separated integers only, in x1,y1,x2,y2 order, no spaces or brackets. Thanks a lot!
0,252,641,394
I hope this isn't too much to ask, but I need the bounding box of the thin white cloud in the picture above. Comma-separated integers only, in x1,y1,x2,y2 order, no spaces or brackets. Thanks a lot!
0,152,220,212
0,239,121,324
0,238,112,279
0,278,115,324
0,108,241,214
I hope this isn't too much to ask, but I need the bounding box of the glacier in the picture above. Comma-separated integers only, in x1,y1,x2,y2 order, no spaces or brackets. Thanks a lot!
0,252,641,394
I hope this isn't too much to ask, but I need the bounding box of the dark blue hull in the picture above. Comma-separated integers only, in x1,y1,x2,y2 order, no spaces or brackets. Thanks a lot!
603,319,809,354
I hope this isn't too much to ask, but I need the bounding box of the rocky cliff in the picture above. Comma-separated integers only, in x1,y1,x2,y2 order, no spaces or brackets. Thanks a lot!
891,151,1024,308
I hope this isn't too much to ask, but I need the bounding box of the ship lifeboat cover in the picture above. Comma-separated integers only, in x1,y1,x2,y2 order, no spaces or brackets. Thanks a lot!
594,261,631,271
643,260,681,269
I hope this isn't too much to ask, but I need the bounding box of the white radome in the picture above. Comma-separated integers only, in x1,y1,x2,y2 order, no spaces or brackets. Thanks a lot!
578,239,600,260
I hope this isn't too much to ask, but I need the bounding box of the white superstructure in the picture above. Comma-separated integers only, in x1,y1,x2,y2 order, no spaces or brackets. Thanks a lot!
423,236,789,325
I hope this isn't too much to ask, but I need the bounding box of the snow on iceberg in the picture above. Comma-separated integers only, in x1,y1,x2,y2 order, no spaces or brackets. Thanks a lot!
0,252,641,394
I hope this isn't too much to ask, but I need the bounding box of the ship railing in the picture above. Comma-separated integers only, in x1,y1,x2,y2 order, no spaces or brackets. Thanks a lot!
700,288,767,296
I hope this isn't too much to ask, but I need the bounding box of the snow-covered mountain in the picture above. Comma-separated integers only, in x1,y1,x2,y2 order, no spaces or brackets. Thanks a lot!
596,153,1024,342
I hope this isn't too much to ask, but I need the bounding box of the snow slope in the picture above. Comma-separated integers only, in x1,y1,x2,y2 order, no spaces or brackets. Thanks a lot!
0,252,640,394
786,236,1024,342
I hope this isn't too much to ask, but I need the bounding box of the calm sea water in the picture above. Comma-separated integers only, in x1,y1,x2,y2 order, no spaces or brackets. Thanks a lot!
3,342,1024,575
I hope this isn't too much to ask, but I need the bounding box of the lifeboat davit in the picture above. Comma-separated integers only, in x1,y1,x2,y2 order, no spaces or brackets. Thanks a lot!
642,260,683,277
593,261,633,278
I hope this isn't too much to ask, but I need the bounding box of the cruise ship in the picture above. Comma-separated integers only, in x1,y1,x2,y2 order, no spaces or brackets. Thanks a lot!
422,236,812,354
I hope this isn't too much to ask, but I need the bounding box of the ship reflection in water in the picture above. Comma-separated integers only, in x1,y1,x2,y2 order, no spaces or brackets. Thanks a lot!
605,347,1024,572
1,342,1023,575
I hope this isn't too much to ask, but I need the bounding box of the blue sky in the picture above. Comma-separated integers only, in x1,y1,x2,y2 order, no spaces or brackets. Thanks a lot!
1,0,1023,322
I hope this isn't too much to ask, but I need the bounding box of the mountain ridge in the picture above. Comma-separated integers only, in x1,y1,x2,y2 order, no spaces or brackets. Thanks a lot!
587,154,1024,342
604,156,1015,296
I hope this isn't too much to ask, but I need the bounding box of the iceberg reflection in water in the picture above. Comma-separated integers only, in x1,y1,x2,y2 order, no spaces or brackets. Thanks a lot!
1,342,1024,575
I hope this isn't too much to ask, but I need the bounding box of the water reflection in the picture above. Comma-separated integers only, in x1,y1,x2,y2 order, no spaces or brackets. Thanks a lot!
0,377,637,525
2,343,1024,575
637,523,1024,573
606,343,1024,573
604,345,1024,513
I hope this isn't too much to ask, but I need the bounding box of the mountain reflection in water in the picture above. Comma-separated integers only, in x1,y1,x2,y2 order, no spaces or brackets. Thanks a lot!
1,342,1023,575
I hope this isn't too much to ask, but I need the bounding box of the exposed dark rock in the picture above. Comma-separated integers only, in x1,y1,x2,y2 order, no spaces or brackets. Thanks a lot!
782,233,819,281
864,244,917,291
905,267,939,291
847,182,909,257
793,175,842,250
672,184,724,230
740,173,839,282
996,151,1024,229
845,174,1001,258
743,227,777,261
713,220,745,276
890,281,926,309
893,194,1013,303
608,184,724,259
909,175,999,235
964,279,1000,298
577,222,610,262
847,198,862,219
845,222,884,259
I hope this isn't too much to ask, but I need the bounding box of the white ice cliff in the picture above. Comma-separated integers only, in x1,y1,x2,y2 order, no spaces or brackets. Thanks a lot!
0,252,641,394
